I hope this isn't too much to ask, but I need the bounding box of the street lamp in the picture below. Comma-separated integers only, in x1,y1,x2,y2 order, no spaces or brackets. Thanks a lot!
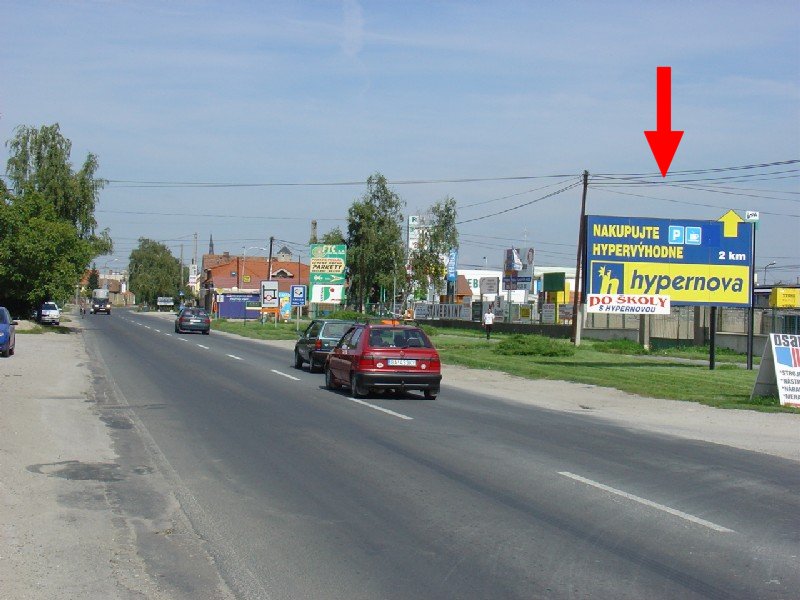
763,261,776,286
241,246,267,289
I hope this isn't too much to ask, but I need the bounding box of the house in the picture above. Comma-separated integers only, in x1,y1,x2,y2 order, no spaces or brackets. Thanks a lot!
199,251,310,317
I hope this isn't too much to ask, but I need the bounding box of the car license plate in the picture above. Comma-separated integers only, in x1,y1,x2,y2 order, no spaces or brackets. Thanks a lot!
388,359,416,366
190,318,201,323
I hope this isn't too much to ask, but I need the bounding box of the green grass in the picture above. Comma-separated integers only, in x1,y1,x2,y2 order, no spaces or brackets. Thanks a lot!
212,319,304,340
16,324,71,335
421,327,793,413
589,338,759,364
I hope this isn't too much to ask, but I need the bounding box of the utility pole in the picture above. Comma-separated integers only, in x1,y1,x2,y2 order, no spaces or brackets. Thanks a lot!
267,236,275,281
180,244,184,290
571,170,589,344
193,232,198,266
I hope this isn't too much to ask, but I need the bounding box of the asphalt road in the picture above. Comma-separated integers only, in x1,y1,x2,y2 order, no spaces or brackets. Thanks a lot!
82,310,800,600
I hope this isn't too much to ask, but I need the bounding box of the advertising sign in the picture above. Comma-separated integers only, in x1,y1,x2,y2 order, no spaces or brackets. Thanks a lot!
585,211,753,307
479,277,499,295
311,284,344,303
279,292,292,320
503,247,535,291
752,334,800,407
156,297,174,306
309,244,347,285
587,294,671,314
260,280,279,308
541,303,556,324
446,249,458,283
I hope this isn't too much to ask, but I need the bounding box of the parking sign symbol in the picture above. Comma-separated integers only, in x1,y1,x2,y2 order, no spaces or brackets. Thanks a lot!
685,226,702,245
669,226,684,245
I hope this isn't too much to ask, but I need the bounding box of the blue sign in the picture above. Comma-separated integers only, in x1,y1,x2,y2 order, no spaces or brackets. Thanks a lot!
446,250,458,283
290,284,307,307
585,212,753,307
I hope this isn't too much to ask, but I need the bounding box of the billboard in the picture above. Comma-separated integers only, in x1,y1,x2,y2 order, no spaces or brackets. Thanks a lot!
310,244,347,304
503,247,534,291
585,212,753,307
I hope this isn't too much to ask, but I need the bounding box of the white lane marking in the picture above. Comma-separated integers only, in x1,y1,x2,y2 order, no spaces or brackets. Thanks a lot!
558,472,734,533
154,329,161,333
227,354,243,360
346,397,413,421
144,325,151,329
164,333,172,337
178,338,188,342
270,369,300,381
197,344,210,350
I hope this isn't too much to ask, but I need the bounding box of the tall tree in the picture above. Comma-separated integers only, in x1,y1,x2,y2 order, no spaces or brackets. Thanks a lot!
346,173,405,310
0,124,112,315
408,196,459,298
320,227,346,245
128,238,182,305
87,264,100,290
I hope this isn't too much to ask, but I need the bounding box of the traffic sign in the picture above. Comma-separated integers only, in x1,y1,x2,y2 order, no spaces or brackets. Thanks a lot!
260,280,279,308
290,284,307,307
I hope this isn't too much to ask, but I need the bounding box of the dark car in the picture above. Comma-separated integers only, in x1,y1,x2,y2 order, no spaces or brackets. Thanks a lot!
91,298,111,315
175,307,211,335
0,307,17,357
325,324,442,399
294,319,356,372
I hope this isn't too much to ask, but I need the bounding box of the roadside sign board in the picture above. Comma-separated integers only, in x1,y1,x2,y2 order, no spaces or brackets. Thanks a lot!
260,280,279,309
290,284,307,307
751,334,800,407
479,277,499,295
585,212,753,307
157,297,174,306
587,294,671,314
309,244,347,285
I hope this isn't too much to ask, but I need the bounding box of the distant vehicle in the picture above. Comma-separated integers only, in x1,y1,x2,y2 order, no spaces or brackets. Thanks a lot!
91,289,111,315
38,302,61,325
0,307,17,357
325,323,442,399
175,307,211,335
294,319,356,372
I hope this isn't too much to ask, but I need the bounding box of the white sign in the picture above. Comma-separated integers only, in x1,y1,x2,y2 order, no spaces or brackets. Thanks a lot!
156,297,174,306
542,303,556,324
586,294,671,314
479,277,499,295
260,280,279,308
311,284,344,303
745,211,760,222
752,334,800,407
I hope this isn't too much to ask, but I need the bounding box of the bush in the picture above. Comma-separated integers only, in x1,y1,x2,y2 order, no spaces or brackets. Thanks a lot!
326,310,368,321
493,334,575,357
594,339,649,355
418,324,438,337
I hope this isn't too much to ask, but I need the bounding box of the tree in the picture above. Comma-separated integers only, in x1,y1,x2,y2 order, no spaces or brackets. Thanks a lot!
346,173,406,311
0,124,112,315
320,227,346,245
408,196,459,298
128,238,182,305
87,264,100,291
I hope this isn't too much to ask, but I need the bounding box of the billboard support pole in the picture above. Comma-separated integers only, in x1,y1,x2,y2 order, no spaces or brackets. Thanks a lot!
747,222,756,370
571,170,589,344
709,306,717,370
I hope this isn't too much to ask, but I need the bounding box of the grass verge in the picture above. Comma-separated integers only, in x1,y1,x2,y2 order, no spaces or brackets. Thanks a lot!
213,319,303,340
428,329,794,413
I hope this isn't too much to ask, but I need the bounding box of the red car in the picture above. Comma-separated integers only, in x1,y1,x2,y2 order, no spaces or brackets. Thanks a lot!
324,324,442,400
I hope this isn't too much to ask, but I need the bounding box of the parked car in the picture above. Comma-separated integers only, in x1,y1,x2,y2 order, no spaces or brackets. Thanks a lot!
175,307,211,335
38,302,61,325
91,297,112,315
325,324,442,399
294,319,356,372
0,307,17,357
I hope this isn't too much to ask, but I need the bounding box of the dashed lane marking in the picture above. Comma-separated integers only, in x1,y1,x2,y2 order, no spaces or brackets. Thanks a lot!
346,397,413,421
558,471,734,533
227,354,243,360
270,369,301,381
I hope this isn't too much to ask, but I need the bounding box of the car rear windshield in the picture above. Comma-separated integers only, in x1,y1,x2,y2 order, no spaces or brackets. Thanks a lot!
322,322,352,339
367,328,433,348
43,303,58,310
184,309,208,317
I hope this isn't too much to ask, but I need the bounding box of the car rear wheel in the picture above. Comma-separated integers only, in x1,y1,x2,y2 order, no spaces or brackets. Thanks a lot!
325,366,339,389
309,358,322,373
202,330,209,335
294,350,303,369
1,348,8,358
424,389,438,400
350,372,366,399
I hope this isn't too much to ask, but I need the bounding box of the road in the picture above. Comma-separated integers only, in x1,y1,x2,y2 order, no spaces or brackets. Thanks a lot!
82,310,800,600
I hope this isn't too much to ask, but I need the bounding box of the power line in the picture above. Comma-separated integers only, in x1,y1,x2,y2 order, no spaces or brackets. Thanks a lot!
456,181,581,224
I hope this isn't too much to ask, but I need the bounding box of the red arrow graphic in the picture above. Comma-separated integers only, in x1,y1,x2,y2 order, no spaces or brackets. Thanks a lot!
644,66,684,177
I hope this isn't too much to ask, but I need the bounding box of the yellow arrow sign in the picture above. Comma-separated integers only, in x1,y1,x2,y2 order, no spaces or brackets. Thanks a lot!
718,209,743,238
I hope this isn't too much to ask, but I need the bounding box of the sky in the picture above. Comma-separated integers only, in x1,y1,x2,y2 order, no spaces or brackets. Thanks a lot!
2,1,799,283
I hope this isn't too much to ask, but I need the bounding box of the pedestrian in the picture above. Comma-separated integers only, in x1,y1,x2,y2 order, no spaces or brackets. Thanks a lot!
483,307,495,340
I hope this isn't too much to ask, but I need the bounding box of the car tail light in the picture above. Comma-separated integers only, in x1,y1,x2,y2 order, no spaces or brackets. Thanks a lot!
315,339,322,350
359,354,376,368
430,355,440,368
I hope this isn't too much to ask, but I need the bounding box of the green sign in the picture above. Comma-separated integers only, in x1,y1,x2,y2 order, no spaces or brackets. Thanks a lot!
543,272,566,292
310,244,347,302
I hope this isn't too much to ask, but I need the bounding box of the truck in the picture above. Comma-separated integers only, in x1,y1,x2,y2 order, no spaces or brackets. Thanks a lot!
91,288,112,315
